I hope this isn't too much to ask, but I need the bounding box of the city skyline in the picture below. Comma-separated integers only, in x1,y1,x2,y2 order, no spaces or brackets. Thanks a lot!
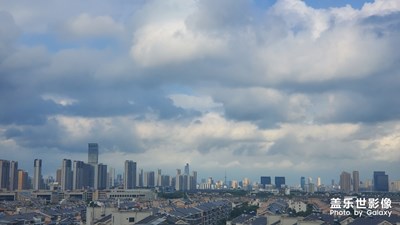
0,0,399,185
0,153,397,188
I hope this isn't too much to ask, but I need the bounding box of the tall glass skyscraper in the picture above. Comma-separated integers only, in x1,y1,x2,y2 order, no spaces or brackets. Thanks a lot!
374,171,389,192
9,161,18,191
124,160,137,189
275,176,286,189
61,159,73,191
184,163,190,175
88,143,99,165
261,176,271,188
0,160,10,190
353,171,360,193
300,176,306,191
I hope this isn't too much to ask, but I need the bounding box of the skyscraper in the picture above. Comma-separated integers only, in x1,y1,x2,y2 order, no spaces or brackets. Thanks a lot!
260,176,271,188
73,160,85,190
61,159,73,191
300,177,306,191
191,171,197,190
9,161,18,191
88,143,99,165
184,163,190,175
124,160,137,189
138,168,143,187
275,176,286,189
33,159,42,190
144,171,155,187
353,171,360,193
88,143,99,189
156,169,162,187
374,171,389,192
0,160,10,190
56,169,62,184
340,171,351,193
18,170,28,190
108,167,115,188
95,164,107,190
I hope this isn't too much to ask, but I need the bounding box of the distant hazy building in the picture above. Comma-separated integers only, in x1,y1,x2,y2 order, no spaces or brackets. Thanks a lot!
231,180,238,189
275,176,286,189
161,175,171,187
33,159,42,190
144,171,155,187
242,178,250,190
184,163,190,175
0,160,10,190
124,160,137,189
353,171,360,193
9,161,18,191
17,170,29,190
156,169,162,187
340,171,351,193
374,171,389,192
73,160,87,190
61,159,73,191
108,167,115,188
261,176,271,188
88,143,99,164
300,177,306,191
138,168,144,187
317,177,321,187
191,171,197,190
96,163,108,190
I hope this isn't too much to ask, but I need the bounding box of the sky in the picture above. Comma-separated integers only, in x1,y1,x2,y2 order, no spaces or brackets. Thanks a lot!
0,0,400,186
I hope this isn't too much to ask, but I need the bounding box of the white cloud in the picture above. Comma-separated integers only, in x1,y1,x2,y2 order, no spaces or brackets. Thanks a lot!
131,21,226,66
41,94,78,106
361,0,400,16
169,94,223,113
64,13,124,39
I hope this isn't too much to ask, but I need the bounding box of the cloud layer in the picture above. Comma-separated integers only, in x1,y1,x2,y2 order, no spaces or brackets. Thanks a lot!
0,0,399,185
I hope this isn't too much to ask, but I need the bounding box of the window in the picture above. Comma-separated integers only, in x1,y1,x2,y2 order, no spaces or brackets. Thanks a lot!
128,217,135,223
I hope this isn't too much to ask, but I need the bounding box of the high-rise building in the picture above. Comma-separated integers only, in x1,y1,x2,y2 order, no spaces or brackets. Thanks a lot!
340,171,351,193
33,159,42,190
9,161,18,191
87,143,99,189
161,175,171,187
144,171,155,187
61,159,73,191
184,163,190,175
317,177,321,187
138,168,143,187
108,167,115,188
0,160,10,190
260,176,271,188
156,169,162,187
275,176,286,189
191,171,197,190
374,171,389,192
17,170,29,190
243,178,250,189
96,164,108,190
88,143,99,165
124,160,137,189
56,169,62,184
353,171,360,193
300,177,306,191
73,160,86,190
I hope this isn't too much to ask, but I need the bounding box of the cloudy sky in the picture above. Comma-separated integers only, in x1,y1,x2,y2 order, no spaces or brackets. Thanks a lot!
0,0,399,186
